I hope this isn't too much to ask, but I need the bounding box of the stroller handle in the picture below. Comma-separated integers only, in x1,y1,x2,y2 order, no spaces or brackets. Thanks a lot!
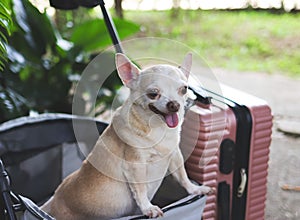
0,159,17,220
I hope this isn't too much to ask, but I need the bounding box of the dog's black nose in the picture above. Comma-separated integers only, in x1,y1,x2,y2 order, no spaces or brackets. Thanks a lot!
167,101,180,112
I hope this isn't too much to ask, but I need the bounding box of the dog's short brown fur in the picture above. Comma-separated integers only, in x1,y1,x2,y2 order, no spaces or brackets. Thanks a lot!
41,53,211,219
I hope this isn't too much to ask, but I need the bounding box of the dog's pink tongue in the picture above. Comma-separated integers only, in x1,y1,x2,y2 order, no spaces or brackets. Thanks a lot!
165,113,179,128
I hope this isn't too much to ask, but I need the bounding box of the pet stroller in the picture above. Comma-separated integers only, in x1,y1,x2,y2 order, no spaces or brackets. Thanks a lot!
0,1,208,219
0,114,207,220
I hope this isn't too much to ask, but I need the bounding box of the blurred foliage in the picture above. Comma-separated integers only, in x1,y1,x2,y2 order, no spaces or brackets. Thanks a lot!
127,9,300,77
0,0,12,70
0,0,139,123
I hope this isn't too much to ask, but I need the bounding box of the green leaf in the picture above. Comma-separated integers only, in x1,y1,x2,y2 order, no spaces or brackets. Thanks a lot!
12,0,57,56
70,18,140,52
0,1,11,70
0,0,11,9
0,87,29,123
114,18,140,38
0,60,4,68
0,1,12,20
0,30,8,43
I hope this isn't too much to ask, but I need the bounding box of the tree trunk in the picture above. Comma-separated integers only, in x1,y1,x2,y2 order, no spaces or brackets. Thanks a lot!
171,0,180,18
114,0,123,19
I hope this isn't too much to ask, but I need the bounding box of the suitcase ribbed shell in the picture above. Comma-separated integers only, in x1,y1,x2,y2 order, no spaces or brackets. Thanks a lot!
180,90,272,220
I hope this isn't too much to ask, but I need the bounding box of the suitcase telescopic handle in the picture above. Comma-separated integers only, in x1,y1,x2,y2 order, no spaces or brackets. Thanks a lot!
237,168,247,198
188,80,212,105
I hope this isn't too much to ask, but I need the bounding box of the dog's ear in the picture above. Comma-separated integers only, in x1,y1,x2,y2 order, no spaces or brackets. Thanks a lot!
115,53,140,88
180,53,192,79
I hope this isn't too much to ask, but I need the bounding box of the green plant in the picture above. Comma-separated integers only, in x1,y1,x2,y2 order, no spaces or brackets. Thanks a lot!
0,0,139,123
0,0,11,70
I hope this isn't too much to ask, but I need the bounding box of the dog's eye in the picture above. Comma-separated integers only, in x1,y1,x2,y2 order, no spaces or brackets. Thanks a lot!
180,86,188,95
147,89,160,100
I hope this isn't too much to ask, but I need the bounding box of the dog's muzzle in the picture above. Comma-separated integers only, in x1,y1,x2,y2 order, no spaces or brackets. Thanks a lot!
148,102,180,128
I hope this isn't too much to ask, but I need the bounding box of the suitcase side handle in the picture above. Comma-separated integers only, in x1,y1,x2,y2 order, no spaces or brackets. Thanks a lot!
237,168,247,198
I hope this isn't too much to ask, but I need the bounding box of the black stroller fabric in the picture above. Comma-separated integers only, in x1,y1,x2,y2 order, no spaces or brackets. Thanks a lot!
0,114,107,219
0,114,107,204
49,0,101,10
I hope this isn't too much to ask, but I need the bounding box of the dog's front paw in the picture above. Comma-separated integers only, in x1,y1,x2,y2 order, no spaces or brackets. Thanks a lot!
187,184,213,195
142,205,163,218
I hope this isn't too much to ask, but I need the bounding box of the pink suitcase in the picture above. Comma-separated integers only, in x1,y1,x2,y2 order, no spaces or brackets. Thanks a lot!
180,84,273,220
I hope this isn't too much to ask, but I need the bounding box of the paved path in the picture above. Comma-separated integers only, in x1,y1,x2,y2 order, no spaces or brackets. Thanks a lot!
211,68,300,220
212,68,300,119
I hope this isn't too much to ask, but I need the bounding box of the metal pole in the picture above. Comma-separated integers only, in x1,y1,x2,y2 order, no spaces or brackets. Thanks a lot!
99,0,124,53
